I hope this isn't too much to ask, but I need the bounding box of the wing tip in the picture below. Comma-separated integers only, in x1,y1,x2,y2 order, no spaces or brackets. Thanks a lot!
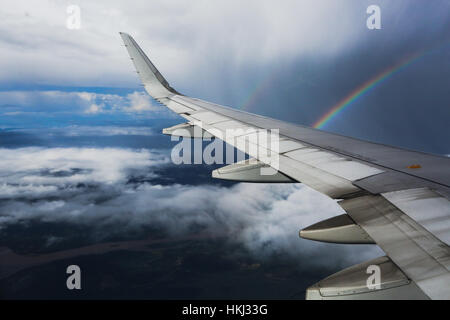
119,31,131,39
119,31,182,97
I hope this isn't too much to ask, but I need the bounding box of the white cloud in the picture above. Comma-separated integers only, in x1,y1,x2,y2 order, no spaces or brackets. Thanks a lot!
0,90,170,115
6,125,155,137
0,147,382,268
0,147,169,187
0,184,58,198
85,103,102,114
62,125,155,137
124,91,160,113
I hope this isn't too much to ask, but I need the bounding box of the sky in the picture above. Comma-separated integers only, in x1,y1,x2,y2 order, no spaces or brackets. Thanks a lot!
0,0,449,299
0,0,448,155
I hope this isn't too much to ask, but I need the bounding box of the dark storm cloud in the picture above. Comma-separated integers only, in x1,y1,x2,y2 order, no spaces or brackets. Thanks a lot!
232,1,450,155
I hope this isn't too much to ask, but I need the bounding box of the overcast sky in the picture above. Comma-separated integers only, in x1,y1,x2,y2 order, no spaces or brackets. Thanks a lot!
0,0,448,155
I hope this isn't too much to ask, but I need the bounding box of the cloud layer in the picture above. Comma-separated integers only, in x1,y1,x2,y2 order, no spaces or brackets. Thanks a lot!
0,147,382,268
0,90,170,116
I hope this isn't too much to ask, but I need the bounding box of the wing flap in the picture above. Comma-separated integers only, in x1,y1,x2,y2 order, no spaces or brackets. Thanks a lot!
285,148,384,181
212,158,295,183
340,193,450,299
382,188,450,245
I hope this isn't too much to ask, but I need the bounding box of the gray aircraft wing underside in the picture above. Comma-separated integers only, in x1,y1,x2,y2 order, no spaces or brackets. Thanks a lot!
120,32,450,300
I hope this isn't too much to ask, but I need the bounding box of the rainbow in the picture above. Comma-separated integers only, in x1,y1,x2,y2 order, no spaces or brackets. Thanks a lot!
240,72,276,111
312,52,425,129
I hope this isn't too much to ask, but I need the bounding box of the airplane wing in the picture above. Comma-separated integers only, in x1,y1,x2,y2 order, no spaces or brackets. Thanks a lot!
119,32,450,300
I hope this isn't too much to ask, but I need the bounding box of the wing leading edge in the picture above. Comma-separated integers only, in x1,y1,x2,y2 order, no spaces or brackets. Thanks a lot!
119,33,450,299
